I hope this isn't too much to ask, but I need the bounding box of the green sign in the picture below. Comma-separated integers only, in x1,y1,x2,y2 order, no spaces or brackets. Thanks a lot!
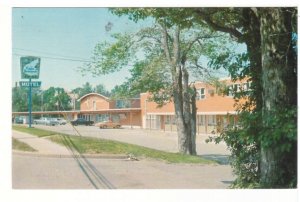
20,56,41,79
19,81,41,87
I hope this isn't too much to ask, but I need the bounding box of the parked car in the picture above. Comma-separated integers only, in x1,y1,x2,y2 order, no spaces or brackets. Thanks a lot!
70,118,94,126
51,118,67,125
33,117,59,126
95,120,121,129
14,116,25,124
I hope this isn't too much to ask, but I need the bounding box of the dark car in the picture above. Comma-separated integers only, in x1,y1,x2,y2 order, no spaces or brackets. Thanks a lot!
70,118,94,126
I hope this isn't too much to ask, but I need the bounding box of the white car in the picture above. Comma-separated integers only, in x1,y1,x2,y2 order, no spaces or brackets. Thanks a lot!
33,117,59,126
56,118,67,125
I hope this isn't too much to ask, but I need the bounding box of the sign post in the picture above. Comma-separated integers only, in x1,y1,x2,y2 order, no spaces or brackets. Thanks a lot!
20,56,41,128
28,78,32,127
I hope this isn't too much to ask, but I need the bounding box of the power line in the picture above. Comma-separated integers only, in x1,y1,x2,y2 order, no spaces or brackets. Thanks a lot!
12,47,92,62
13,47,90,60
13,53,92,63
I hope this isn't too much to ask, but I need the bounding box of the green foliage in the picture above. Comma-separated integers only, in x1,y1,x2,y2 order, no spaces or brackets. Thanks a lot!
112,7,297,189
12,86,28,112
43,87,71,111
207,106,297,188
259,107,297,188
94,84,110,97
111,58,172,103
111,8,198,29
81,10,227,105
82,33,135,76
72,82,94,98
207,110,261,188
260,107,297,151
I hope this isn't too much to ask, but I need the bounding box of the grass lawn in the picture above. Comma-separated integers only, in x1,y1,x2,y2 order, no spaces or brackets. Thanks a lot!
12,137,37,152
12,125,216,164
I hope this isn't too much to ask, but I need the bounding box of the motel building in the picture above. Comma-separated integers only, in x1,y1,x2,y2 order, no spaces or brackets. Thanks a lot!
13,78,251,134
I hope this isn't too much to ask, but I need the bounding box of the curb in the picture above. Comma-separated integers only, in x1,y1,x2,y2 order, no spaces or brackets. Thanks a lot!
12,150,128,159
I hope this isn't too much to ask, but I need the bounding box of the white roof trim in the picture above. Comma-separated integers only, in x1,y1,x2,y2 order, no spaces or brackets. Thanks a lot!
77,93,110,102
145,111,237,115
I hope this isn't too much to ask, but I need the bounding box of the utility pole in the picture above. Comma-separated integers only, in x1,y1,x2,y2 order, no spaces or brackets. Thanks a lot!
28,78,32,128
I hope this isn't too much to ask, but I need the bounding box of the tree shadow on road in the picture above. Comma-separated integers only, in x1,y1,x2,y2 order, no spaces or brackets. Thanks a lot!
60,135,116,189
199,154,230,165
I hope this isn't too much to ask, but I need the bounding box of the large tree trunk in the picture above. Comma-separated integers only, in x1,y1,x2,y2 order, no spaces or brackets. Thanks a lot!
173,65,189,154
162,24,197,155
190,86,197,155
172,64,197,155
241,7,263,178
258,8,297,187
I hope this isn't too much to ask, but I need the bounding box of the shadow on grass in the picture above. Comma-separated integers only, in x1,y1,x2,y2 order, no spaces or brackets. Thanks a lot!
199,154,230,165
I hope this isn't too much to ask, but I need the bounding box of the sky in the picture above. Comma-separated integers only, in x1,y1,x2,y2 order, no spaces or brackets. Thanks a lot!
12,8,150,91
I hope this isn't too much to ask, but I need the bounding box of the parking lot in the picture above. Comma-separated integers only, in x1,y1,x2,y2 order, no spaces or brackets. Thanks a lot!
30,124,230,162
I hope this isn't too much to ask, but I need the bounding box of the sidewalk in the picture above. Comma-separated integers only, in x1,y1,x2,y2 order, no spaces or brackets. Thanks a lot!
12,130,71,155
12,130,127,159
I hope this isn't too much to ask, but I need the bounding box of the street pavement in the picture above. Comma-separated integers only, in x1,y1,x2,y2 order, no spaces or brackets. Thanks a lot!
12,125,234,189
13,154,234,189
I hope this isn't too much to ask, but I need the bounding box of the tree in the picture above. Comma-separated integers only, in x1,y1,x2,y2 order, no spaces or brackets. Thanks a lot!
43,87,71,111
72,82,94,98
112,7,297,188
193,8,297,187
12,86,43,113
252,8,297,188
12,86,28,112
94,84,110,97
81,12,227,155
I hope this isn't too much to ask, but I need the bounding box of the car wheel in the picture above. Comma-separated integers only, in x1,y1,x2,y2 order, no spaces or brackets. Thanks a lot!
115,125,121,129
103,125,107,129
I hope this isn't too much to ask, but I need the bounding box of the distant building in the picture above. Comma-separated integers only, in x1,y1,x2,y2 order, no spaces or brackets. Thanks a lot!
77,93,141,128
13,78,251,134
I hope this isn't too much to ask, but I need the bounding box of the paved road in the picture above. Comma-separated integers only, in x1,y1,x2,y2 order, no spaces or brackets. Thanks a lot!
13,125,234,189
13,154,234,189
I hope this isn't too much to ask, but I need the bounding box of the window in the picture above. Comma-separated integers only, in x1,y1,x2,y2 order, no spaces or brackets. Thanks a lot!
207,115,216,126
233,84,241,92
244,82,252,91
228,85,233,97
116,100,131,108
198,115,205,126
93,101,96,110
197,88,205,100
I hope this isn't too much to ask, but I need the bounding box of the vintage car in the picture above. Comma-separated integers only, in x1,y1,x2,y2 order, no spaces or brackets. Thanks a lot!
51,118,67,125
95,120,121,129
70,118,94,126
33,117,59,126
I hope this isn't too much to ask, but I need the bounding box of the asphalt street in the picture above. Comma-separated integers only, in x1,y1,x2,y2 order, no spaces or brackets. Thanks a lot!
13,125,234,189
13,154,234,189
